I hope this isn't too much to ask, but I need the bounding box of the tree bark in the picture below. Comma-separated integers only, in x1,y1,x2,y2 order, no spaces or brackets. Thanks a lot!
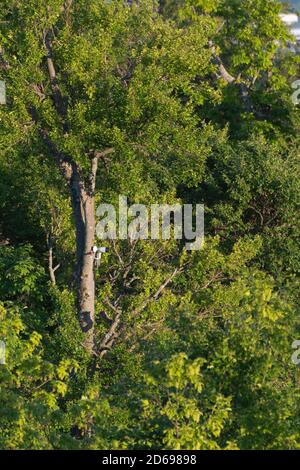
78,193,95,353
70,168,96,354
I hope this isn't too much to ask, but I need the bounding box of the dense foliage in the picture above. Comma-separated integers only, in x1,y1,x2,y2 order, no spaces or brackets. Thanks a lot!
0,0,299,449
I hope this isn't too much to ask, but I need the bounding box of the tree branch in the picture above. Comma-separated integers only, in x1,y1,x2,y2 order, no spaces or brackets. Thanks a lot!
88,148,114,194
130,266,182,320
209,41,254,113
29,108,74,181
47,233,60,285
93,148,115,159
44,29,68,120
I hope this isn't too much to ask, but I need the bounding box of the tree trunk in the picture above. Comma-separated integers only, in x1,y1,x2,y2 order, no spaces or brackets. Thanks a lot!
70,169,96,354
79,194,95,353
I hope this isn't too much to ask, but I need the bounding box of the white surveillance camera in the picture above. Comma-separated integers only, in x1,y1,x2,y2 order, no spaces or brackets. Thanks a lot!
92,246,109,254
92,245,108,268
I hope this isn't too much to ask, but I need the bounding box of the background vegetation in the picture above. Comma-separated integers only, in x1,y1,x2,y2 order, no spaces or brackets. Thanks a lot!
0,0,299,450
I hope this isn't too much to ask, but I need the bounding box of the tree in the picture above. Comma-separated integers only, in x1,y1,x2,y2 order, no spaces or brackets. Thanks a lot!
0,0,299,450
0,0,219,354
0,303,79,449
